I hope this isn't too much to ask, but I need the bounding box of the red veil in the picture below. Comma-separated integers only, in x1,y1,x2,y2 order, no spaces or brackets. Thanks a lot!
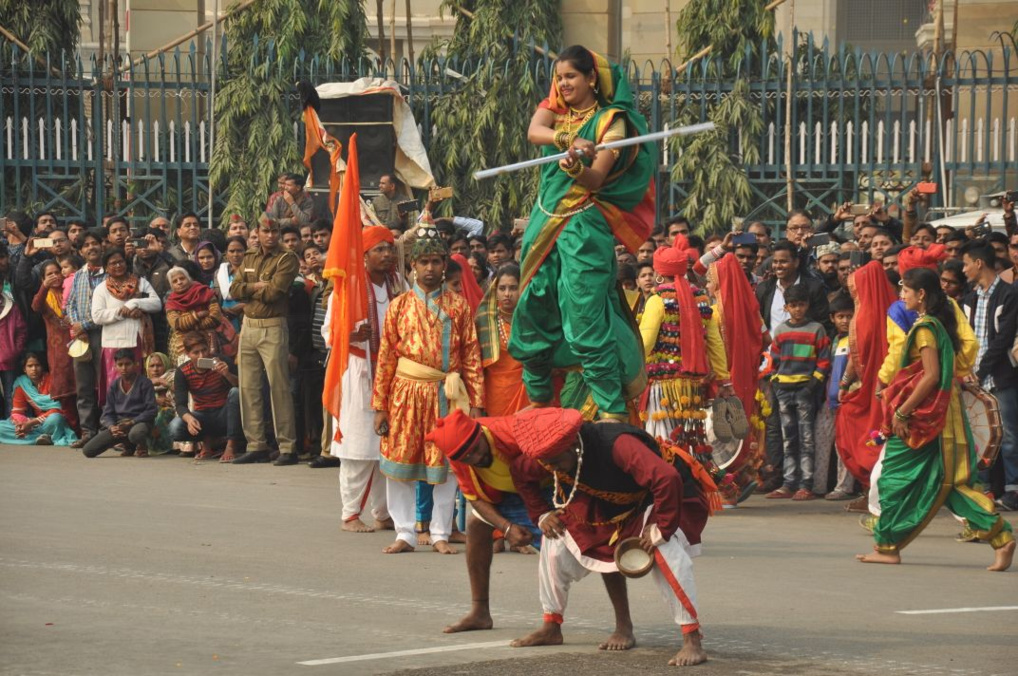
708,254,762,422
834,261,897,486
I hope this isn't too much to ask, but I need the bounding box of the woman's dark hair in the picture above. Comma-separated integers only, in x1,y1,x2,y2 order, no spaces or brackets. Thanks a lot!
101,247,126,268
226,235,247,250
902,267,960,352
38,259,61,277
495,262,521,283
20,351,47,373
557,45,596,75
445,259,462,276
470,252,490,281
940,259,969,297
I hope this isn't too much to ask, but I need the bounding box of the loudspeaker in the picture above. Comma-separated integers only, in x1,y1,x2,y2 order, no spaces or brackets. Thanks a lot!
308,93,396,193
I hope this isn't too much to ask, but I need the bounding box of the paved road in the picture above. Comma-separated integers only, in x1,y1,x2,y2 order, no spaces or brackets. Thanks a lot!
1,445,1015,676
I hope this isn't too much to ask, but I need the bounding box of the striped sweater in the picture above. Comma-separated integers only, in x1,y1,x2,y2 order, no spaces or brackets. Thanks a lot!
760,319,831,387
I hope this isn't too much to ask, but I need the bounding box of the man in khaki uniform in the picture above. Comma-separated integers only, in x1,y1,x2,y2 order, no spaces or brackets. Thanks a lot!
229,217,301,465
371,174,405,231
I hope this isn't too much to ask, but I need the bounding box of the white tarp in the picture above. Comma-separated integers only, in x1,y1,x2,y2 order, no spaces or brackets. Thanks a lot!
316,78,435,190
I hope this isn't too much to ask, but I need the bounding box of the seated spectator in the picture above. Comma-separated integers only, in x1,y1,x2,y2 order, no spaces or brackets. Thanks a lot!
193,241,221,287
91,248,162,385
145,352,178,456
0,353,77,446
82,349,157,458
215,236,248,331
165,266,224,363
169,332,241,462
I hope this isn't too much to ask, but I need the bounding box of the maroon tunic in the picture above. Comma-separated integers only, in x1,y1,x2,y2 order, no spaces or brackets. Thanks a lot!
512,432,689,563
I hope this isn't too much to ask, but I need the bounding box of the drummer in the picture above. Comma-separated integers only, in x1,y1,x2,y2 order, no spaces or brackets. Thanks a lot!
506,408,711,667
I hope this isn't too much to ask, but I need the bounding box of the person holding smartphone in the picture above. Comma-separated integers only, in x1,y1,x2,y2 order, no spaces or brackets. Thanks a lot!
168,332,241,462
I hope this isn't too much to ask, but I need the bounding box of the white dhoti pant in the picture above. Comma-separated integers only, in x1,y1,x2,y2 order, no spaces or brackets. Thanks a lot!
339,459,389,523
386,477,457,547
538,528,701,634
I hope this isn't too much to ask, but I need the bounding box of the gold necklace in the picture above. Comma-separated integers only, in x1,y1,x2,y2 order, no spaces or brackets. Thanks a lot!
566,102,599,137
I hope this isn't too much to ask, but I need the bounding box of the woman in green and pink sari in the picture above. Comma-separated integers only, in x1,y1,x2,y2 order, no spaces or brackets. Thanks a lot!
857,268,1014,571
508,45,655,422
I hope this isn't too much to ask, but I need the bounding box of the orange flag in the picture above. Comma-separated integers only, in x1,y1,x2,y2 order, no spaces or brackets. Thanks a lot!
322,134,366,441
302,105,343,213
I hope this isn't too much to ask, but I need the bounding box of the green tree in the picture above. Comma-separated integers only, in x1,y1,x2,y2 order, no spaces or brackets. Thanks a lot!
210,0,367,226
425,0,562,230
0,0,80,63
669,0,774,233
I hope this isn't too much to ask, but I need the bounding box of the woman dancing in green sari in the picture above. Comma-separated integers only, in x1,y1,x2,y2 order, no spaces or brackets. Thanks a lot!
508,45,655,421
857,268,1014,571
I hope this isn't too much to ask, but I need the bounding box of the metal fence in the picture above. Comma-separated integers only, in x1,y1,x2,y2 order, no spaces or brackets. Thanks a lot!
2,30,1015,228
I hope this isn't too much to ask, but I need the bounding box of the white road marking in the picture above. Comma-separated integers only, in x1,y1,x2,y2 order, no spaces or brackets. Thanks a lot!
298,640,510,666
896,606,1018,615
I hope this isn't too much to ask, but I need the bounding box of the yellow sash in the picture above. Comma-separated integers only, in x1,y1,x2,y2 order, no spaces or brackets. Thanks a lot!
395,357,470,413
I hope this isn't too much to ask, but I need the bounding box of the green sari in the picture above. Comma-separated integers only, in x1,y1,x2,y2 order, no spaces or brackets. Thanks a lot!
874,317,1013,553
508,54,655,418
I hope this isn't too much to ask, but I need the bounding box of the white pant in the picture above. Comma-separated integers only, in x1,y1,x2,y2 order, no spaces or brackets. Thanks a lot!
538,529,701,633
386,477,457,547
339,459,389,523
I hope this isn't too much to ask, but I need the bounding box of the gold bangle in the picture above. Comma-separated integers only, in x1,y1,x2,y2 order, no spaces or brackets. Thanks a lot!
554,130,570,151
563,162,583,178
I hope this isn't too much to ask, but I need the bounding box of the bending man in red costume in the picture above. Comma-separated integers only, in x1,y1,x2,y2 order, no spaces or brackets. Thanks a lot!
508,408,711,667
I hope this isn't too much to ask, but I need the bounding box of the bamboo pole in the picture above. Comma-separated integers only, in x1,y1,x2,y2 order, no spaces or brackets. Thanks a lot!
375,0,386,62
0,23,63,77
389,0,397,70
129,0,257,69
405,0,414,64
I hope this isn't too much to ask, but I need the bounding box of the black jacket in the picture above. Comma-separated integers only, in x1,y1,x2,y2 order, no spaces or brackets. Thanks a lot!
756,275,832,336
962,279,1018,392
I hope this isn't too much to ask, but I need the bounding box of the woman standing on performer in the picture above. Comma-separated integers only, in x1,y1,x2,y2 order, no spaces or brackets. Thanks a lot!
509,45,655,421
857,268,1014,570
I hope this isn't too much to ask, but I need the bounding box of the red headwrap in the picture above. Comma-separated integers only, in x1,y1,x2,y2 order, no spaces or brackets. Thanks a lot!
897,243,947,275
362,225,394,254
425,409,482,462
513,408,583,460
451,253,484,314
651,235,709,375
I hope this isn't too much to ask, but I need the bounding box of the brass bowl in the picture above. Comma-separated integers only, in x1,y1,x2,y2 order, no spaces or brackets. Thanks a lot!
614,537,654,578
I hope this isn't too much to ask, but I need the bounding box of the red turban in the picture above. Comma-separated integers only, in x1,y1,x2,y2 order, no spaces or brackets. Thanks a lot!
424,409,482,462
897,243,947,275
362,225,394,254
513,408,583,460
650,234,708,374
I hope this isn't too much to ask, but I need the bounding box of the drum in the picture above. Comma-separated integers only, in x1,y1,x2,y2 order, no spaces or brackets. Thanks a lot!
960,382,1002,470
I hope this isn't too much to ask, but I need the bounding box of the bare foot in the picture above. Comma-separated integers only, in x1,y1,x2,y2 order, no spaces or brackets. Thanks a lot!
373,517,395,531
598,628,636,651
449,530,467,544
444,609,494,633
669,631,708,666
988,539,1015,572
856,550,901,564
417,531,432,546
433,540,459,555
492,538,506,554
511,544,538,555
342,518,375,533
220,449,235,463
382,540,414,554
511,622,563,648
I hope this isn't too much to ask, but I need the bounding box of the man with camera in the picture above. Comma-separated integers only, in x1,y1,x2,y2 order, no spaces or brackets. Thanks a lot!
169,332,242,462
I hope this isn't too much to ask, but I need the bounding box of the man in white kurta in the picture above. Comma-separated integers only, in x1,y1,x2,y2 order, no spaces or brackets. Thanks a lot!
324,227,403,532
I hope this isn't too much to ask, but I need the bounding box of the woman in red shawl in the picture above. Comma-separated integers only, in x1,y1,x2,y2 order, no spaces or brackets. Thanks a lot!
30,260,78,428
449,253,484,315
165,266,224,363
835,261,898,488
640,235,731,448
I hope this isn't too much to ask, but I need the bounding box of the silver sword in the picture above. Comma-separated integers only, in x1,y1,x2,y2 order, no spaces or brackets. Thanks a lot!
472,122,716,181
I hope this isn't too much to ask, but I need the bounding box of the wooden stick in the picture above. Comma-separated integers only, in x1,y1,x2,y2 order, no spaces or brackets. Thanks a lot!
0,22,64,77
129,0,257,68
